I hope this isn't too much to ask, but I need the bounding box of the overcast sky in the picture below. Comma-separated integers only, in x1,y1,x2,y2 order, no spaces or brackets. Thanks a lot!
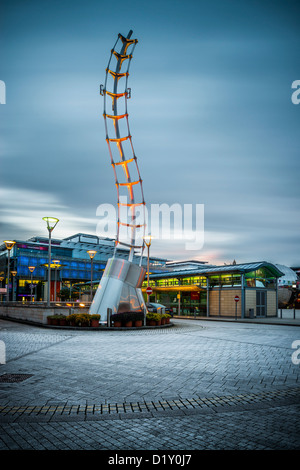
0,0,299,267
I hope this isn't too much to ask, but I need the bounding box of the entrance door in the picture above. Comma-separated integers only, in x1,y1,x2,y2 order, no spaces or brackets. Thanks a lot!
256,290,266,317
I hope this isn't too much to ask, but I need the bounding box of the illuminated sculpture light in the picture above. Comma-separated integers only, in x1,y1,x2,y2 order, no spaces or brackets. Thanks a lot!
89,30,147,324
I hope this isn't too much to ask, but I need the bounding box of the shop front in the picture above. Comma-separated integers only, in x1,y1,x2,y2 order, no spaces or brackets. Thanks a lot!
142,262,283,318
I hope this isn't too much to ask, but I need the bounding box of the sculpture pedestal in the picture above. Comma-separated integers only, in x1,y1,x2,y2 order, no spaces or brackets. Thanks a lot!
89,257,146,324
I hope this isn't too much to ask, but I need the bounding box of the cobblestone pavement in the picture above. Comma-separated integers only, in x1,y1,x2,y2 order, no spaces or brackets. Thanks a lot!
0,318,299,451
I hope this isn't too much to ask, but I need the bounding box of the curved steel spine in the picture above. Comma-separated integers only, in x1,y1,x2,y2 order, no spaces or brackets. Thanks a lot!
101,30,146,264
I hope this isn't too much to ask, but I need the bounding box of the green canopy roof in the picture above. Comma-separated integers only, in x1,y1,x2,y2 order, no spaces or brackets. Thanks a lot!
150,261,284,280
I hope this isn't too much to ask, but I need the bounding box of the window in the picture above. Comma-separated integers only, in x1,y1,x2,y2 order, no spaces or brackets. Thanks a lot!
245,268,276,289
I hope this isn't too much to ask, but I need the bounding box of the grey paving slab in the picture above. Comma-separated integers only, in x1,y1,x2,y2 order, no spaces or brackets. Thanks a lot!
0,317,299,450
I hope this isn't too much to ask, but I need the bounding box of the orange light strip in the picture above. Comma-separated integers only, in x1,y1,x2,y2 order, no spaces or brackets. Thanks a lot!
105,90,127,99
105,113,128,120
107,135,131,143
118,221,146,228
116,180,140,187
106,69,128,79
118,33,138,45
112,158,135,166
112,50,132,61
118,201,145,207
118,34,138,55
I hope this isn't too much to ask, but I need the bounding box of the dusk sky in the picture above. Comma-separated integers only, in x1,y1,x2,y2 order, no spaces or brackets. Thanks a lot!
1,0,299,267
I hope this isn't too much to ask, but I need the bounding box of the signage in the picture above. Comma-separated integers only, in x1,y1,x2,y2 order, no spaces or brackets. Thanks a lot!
146,286,152,295
191,291,200,300
234,295,240,302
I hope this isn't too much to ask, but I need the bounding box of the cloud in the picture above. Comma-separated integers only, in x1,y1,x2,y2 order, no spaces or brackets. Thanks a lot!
1,0,299,268
0,187,99,240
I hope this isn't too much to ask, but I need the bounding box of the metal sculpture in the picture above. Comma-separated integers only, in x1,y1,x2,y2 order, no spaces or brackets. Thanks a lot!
89,30,147,324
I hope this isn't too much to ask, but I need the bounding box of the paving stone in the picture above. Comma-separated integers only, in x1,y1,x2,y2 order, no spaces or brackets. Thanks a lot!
0,318,299,450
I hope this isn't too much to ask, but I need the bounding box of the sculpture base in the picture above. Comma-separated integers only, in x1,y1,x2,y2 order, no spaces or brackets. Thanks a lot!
89,257,146,324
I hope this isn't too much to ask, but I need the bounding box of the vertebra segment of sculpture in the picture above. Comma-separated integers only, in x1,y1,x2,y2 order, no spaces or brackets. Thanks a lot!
89,31,147,323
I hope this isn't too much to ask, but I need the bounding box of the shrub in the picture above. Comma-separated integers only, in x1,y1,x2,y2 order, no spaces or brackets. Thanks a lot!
111,311,144,325
75,313,91,325
66,313,77,324
146,312,161,322
90,314,101,320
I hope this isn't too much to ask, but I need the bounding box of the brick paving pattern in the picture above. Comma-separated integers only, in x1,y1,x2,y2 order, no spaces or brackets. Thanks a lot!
0,318,299,450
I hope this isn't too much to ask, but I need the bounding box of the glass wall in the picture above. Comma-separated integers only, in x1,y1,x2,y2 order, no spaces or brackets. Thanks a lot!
245,268,276,288
208,270,276,289
154,290,206,316
209,274,241,288
180,291,206,315
150,276,207,288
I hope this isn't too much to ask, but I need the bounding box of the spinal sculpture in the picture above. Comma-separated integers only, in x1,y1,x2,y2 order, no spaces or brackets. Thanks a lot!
89,30,147,323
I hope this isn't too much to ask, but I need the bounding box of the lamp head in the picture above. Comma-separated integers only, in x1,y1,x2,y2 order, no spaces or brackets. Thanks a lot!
52,259,61,267
4,240,16,251
143,234,152,247
42,217,59,232
87,250,97,260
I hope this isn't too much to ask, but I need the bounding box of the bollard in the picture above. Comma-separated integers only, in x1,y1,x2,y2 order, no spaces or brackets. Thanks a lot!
107,308,112,327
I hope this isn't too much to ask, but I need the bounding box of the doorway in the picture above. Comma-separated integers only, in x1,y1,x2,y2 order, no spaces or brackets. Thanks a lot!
256,290,266,317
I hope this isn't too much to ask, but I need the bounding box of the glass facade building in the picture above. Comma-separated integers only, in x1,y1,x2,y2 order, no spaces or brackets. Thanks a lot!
142,262,284,318
0,233,167,302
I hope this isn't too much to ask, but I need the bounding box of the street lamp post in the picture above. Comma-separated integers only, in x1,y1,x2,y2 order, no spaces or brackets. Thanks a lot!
0,275,4,302
3,240,16,302
11,270,17,301
143,235,152,303
87,250,97,302
28,266,36,302
52,260,60,302
42,217,59,306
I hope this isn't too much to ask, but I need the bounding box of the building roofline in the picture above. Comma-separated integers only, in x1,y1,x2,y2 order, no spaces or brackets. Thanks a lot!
149,261,284,279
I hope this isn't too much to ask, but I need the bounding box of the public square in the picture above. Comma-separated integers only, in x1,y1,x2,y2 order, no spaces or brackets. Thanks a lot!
0,317,299,451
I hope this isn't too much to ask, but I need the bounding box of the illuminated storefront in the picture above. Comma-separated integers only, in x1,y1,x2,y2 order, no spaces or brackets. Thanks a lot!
142,262,283,318
0,233,166,302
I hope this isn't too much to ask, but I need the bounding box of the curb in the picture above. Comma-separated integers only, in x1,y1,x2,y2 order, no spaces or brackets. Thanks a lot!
0,387,299,423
